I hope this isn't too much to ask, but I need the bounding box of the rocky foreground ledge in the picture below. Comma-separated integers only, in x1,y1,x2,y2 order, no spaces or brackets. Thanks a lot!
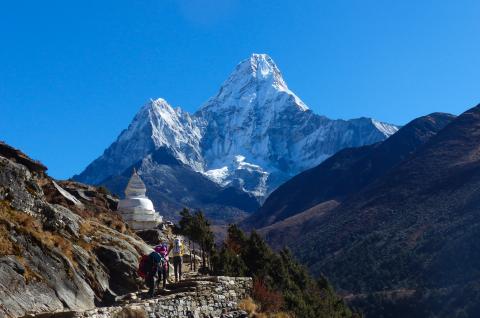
23,276,252,318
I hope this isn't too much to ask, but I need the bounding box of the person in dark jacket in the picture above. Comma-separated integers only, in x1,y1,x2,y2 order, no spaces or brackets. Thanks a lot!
146,250,162,298
154,244,169,290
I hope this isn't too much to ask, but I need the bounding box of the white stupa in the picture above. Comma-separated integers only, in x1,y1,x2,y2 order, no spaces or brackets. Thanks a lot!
117,169,162,230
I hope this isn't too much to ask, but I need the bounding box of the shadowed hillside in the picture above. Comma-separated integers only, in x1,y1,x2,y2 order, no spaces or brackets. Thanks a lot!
245,112,454,230
279,105,480,316
99,147,259,224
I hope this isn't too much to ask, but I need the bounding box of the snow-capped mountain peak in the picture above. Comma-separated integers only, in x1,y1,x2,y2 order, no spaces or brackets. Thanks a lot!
200,53,308,113
74,53,398,202
248,53,287,88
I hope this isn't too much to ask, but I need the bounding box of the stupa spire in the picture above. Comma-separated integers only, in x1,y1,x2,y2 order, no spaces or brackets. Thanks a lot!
125,169,147,198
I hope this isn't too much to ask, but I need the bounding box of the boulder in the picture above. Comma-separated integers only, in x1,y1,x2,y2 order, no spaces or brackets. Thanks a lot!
135,229,168,245
95,244,141,295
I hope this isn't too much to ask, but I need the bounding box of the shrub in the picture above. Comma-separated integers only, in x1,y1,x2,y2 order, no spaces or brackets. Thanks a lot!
213,224,355,318
97,186,111,196
239,297,258,314
252,279,285,313
0,224,16,254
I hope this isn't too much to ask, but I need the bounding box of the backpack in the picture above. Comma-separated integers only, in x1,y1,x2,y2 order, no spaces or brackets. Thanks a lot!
137,254,150,279
159,253,168,270
173,239,183,256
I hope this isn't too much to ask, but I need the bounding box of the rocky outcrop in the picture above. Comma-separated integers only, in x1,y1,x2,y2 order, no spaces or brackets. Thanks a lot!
0,142,47,175
135,229,169,246
0,142,152,317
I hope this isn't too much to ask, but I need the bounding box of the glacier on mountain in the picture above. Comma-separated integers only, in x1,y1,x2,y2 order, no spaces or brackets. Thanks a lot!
74,53,398,201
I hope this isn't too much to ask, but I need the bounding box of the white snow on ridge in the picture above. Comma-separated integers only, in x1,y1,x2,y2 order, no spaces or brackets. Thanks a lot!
372,119,399,136
203,166,230,186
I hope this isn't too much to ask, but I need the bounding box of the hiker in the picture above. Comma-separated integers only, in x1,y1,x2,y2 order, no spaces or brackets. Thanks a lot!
145,250,163,298
170,237,184,282
154,243,169,290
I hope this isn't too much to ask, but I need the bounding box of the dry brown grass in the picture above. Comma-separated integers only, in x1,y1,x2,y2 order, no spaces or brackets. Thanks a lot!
0,224,17,255
0,203,48,283
17,256,42,283
0,201,75,265
98,213,129,234
78,239,94,252
39,231,74,261
239,297,292,318
0,202,40,231
239,297,258,314
0,203,32,256
80,220,95,236
81,216,130,238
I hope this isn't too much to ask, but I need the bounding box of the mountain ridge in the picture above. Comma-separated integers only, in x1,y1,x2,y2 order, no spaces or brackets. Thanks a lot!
245,112,455,229
99,146,259,222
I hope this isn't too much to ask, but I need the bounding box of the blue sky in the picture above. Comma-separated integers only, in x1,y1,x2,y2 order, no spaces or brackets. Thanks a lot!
1,0,479,179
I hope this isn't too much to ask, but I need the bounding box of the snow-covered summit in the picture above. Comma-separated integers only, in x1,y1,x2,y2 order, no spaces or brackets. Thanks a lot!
243,53,288,89
75,98,204,185
200,53,308,113
74,54,398,201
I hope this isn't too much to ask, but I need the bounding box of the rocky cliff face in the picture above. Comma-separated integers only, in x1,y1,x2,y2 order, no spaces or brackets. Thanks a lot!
73,54,397,220
0,142,151,317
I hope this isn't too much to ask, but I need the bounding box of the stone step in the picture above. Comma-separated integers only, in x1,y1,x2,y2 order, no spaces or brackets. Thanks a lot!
165,281,199,290
157,286,197,296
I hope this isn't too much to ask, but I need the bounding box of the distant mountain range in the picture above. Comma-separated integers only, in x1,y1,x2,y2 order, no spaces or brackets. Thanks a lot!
250,104,480,316
73,54,397,221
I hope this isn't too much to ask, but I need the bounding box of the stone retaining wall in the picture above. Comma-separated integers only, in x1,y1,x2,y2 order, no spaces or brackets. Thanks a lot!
76,277,252,318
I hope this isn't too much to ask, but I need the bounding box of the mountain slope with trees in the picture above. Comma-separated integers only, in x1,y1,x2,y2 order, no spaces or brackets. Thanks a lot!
279,104,480,317
175,208,357,318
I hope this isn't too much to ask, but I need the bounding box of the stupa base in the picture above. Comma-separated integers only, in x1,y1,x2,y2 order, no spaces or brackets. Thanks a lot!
127,218,163,231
